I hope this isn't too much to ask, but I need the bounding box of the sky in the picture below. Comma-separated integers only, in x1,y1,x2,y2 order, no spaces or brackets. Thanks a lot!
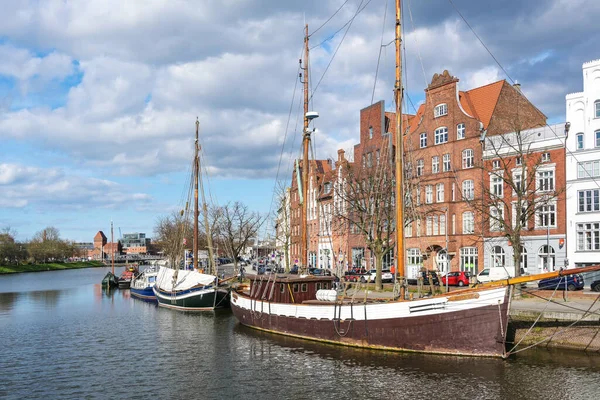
0,0,599,243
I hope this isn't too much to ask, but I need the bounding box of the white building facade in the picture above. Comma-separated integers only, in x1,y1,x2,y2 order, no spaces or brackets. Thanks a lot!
566,59,600,268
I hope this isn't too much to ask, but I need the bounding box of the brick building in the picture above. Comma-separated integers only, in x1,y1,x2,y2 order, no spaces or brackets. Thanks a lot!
401,71,546,278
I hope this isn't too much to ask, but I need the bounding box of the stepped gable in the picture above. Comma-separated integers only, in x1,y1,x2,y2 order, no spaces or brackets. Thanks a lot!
427,70,459,91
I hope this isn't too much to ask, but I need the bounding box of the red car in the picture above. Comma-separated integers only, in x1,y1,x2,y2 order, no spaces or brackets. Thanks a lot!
441,271,470,287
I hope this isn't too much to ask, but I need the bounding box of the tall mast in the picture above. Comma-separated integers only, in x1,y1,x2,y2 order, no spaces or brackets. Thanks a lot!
394,0,406,297
301,24,310,271
197,119,216,275
111,220,114,275
193,119,200,271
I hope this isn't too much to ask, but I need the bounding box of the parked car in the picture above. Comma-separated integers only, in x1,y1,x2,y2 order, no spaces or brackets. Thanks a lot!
591,280,600,292
538,274,584,291
361,269,394,283
441,271,470,287
476,268,514,284
309,268,331,276
344,271,361,282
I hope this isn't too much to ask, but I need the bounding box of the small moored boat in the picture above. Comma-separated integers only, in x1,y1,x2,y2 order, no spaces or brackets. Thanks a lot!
130,266,158,301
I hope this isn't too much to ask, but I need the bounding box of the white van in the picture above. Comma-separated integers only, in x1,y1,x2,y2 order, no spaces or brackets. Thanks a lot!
476,267,515,283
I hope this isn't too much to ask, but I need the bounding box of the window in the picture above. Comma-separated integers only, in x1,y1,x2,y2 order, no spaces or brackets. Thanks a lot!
457,123,465,140
537,169,555,191
596,100,600,118
440,214,446,235
406,222,412,237
512,202,528,229
490,205,504,231
432,156,440,173
316,283,322,291
520,247,528,273
369,126,373,139
578,160,600,179
417,159,424,177
367,152,372,168
515,157,522,166
376,150,380,166
451,182,455,201
537,204,556,228
280,284,285,293
425,185,433,204
490,246,505,268
538,245,555,272
576,133,584,150
415,186,421,206
435,127,449,144
324,182,332,193
578,189,600,212
462,212,474,234
443,153,451,172
462,149,474,169
301,283,307,292
420,133,427,148
462,180,474,200
541,152,550,163
596,130,600,147
293,283,299,292
407,248,423,270
436,183,445,203
362,155,366,168
577,222,600,251
460,247,478,275
492,160,500,169
513,170,525,196
434,103,448,117
426,216,433,235
491,173,503,197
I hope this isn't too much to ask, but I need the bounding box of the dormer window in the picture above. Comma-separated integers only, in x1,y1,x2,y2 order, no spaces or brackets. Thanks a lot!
541,152,550,163
595,100,600,118
434,103,448,118
369,126,373,139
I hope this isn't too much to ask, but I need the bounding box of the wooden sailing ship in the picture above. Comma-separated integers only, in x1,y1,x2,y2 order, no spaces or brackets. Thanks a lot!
153,119,230,311
230,1,600,357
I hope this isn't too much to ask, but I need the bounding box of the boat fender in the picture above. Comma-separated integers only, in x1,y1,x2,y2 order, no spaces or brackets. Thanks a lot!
316,289,338,302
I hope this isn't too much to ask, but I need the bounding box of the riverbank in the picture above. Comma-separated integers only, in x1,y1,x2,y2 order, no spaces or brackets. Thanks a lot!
0,261,105,274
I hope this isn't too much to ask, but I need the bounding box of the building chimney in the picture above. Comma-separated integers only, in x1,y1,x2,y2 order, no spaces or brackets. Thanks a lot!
513,81,521,92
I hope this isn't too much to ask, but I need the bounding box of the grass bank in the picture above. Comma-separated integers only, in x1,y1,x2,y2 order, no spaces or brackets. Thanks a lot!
0,261,105,274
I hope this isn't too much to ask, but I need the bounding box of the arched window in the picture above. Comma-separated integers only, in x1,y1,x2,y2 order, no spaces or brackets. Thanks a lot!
436,249,448,274
435,127,449,144
490,246,505,268
538,245,555,272
434,103,448,118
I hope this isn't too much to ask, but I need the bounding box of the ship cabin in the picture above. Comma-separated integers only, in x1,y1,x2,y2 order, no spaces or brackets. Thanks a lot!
246,274,337,304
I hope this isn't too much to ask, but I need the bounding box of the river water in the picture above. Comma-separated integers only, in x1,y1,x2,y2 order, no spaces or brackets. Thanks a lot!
1,267,599,400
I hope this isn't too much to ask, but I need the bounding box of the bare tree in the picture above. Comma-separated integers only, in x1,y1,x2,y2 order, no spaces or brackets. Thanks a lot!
216,201,263,272
153,211,193,269
273,181,292,272
0,227,26,265
470,126,566,277
27,227,72,263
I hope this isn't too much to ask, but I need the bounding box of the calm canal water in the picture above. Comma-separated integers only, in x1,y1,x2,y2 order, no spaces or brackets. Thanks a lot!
1,267,599,400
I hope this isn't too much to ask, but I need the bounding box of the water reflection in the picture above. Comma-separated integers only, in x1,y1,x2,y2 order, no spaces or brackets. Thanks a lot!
1,268,599,400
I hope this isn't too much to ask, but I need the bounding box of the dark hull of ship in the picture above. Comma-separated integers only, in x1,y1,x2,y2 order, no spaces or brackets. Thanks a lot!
153,286,230,311
230,291,510,358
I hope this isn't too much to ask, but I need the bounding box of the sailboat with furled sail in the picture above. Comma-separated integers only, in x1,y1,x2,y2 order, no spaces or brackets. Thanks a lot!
230,2,600,357
153,119,230,311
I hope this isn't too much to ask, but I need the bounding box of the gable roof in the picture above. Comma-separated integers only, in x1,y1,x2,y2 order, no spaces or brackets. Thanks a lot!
459,80,505,128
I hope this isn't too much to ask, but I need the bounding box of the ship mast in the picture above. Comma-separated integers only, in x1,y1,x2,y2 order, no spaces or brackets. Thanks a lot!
197,119,216,275
301,24,310,272
394,0,406,298
193,120,199,272
111,220,115,275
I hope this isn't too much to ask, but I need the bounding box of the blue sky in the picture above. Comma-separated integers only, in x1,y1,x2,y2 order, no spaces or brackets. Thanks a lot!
0,0,598,242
